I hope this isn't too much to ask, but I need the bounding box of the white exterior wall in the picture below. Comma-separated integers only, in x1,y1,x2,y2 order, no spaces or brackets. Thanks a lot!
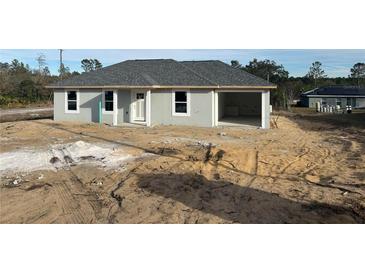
261,91,270,129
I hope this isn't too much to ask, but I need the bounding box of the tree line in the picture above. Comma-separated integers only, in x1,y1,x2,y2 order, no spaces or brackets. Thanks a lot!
1,53,364,109
0,55,103,107
231,59,364,109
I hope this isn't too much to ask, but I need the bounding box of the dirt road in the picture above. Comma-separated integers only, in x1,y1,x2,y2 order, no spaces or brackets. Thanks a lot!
1,115,364,223
0,107,53,122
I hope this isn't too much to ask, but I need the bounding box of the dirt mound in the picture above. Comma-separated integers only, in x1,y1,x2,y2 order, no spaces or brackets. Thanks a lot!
0,141,145,174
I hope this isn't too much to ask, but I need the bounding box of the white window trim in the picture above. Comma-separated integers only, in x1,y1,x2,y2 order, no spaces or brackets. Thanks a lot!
172,90,190,116
102,89,116,114
64,90,80,114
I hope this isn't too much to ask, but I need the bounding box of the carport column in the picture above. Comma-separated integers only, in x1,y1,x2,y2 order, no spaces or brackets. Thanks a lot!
214,91,218,126
210,90,218,127
113,90,118,126
146,89,151,126
261,91,270,129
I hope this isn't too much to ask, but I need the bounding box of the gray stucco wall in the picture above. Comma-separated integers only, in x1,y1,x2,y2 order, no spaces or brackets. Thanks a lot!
118,89,131,122
54,89,131,124
54,88,271,127
307,97,365,108
357,98,365,108
151,89,213,127
54,89,104,123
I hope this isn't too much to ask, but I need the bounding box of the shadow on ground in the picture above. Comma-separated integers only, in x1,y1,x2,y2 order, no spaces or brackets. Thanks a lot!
136,172,364,224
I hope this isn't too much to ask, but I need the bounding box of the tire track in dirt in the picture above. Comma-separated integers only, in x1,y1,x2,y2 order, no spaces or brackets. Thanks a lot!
54,182,87,223
69,171,107,223
299,147,331,177
108,163,144,223
280,147,310,174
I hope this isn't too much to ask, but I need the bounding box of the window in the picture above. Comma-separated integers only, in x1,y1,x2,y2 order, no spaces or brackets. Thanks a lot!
65,90,79,113
136,93,144,100
104,91,114,112
172,90,190,116
336,99,342,107
351,98,356,107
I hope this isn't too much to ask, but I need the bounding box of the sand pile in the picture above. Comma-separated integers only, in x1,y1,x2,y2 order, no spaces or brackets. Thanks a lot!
0,141,137,174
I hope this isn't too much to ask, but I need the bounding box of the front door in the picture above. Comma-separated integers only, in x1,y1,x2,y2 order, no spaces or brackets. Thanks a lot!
133,91,146,121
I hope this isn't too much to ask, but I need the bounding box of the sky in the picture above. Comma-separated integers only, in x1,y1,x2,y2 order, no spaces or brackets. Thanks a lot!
0,49,364,77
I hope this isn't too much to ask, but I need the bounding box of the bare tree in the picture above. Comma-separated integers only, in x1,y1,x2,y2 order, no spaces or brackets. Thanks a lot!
350,62,365,87
306,61,326,87
281,81,302,111
36,53,47,75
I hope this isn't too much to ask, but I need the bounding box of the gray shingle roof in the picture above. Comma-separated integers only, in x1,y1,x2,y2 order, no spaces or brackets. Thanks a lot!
302,86,365,96
49,59,274,88
180,60,273,87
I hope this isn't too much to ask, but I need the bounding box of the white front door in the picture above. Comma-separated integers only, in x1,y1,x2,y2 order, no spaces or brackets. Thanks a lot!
133,91,146,121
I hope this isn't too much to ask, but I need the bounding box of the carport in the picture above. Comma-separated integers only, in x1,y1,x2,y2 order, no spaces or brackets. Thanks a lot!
214,90,270,129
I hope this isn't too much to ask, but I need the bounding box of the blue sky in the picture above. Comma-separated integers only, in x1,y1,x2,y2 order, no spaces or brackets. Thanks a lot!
0,49,364,77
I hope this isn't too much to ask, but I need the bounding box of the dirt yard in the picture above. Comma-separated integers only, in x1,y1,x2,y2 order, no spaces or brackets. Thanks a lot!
1,114,364,223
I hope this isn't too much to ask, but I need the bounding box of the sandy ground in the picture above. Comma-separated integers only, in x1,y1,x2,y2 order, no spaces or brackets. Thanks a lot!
0,115,364,223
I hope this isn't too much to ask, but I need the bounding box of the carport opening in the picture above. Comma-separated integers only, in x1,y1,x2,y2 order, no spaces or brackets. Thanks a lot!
218,92,261,127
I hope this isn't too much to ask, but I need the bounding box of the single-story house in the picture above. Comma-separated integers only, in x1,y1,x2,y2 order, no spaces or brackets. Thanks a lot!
300,86,365,109
47,59,276,128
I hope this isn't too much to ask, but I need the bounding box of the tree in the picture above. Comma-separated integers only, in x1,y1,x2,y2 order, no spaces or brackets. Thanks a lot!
71,71,81,76
281,80,303,110
19,79,39,101
93,59,102,70
43,66,51,76
81,59,103,72
306,61,326,87
9,59,29,74
58,63,70,77
240,59,289,108
350,62,365,87
36,53,47,74
81,59,93,72
0,64,11,97
231,60,242,69
244,58,289,83
0,62,10,70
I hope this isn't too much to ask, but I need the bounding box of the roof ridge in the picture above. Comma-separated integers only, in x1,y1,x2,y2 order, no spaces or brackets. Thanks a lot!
216,60,275,86
127,58,175,61
177,61,219,86
180,60,220,63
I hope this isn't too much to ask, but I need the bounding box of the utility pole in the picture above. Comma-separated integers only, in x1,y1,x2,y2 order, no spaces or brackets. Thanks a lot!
59,49,63,79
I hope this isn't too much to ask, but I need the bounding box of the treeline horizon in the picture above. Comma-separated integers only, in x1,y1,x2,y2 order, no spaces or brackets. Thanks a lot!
0,57,104,107
0,55,364,108
230,59,364,108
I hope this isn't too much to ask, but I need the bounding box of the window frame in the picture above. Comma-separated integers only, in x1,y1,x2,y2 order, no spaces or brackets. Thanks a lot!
102,90,115,114
172,90,190,116
64,90,80,114
336,98,342,107
346,97,351,106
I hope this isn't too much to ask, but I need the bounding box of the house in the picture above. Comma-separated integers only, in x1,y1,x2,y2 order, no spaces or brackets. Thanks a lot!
300,86,365,109
47,59,276,128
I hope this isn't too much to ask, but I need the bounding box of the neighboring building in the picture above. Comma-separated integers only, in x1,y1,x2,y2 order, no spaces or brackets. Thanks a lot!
300,86,365,109
47,59,276,128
